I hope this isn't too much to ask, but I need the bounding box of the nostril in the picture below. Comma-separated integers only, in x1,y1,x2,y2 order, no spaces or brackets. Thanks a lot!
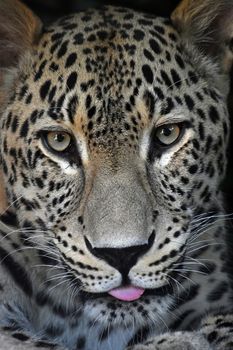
84,236,94,252
148,230,156,246
84,231,155,276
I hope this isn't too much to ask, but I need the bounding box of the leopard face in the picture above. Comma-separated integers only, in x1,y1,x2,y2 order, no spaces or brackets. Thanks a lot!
0,1,232,333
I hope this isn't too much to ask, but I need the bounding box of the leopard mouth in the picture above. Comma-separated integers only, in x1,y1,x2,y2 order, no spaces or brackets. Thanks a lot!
67,257,185,303
79,283,174,302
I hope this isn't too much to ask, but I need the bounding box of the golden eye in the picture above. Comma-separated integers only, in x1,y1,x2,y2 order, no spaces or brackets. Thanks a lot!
155,124,181,146
46,131,72,152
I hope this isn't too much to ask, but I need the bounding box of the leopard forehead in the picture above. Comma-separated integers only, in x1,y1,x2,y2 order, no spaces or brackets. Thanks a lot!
7,5,228,155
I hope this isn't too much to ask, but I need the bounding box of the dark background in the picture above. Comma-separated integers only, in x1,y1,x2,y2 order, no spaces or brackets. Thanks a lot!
22,0,233,209
23,0,180,22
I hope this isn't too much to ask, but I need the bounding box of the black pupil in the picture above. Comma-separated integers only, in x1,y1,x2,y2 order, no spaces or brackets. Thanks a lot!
55,133,66,143
162,126,174,137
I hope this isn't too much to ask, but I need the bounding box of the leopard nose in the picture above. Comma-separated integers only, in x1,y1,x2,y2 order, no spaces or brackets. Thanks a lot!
85,231,155,278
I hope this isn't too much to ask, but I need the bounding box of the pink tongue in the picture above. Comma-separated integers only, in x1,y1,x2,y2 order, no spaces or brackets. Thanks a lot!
108,286,145,301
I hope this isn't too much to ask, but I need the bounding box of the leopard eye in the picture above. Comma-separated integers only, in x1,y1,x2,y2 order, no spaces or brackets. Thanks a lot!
155,124,181,146
46,131,72,152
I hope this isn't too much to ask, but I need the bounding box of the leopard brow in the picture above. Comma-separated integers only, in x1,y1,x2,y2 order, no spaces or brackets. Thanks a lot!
155,115,192,128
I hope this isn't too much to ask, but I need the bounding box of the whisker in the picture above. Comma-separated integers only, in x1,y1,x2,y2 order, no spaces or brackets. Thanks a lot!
187,242,223,255
172,268,208,276
0,195,23,217
166,273,186,293
176,272,198,286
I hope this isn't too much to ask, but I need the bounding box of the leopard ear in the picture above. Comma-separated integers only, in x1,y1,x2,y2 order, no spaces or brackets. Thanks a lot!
0,0,42,105
171,0,233,75
0,0,42,68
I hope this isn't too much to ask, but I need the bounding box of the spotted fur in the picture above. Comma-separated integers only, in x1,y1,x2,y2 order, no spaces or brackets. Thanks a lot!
0,0,232,349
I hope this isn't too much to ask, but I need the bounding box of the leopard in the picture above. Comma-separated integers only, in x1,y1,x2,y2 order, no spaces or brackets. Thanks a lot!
0,0,233,349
